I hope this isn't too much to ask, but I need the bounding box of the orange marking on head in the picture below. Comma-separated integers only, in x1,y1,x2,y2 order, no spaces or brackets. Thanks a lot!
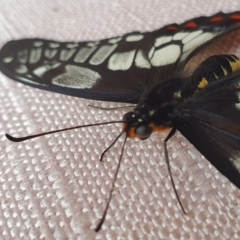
230,14,240,20
210,16,223,22
185,21,197,28
127,127,138,138
123,123,137,138
167,25,178,31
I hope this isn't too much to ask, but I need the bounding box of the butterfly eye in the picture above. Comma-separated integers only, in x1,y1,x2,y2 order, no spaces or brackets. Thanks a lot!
135,125,153,140
123,112,134,121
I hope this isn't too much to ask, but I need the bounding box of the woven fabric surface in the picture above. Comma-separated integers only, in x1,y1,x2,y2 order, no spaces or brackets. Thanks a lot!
1,0,240,239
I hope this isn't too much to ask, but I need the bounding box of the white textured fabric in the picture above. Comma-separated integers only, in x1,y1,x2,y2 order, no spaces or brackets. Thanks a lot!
1,0,240,239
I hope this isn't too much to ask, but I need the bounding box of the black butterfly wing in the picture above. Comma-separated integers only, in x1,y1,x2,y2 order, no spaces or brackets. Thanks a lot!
171,72,240,188
0,12,240,103
0,38,145,103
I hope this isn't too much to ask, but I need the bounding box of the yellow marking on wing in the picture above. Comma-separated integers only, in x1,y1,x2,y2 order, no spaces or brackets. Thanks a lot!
221,66,228,76
229,59,240,72
149,110,155,116
213,72,219,79
173,91,182,99
198,78,209,89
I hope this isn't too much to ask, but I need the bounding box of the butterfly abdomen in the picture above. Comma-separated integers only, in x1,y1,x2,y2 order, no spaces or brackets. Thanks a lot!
192,54,240,90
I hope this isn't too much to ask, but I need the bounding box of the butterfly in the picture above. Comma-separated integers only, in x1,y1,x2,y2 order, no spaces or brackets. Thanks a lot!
1,11,240,231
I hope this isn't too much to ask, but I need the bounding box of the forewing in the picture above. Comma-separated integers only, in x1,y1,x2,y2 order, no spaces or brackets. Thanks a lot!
0,11,240,103
171,72,240,188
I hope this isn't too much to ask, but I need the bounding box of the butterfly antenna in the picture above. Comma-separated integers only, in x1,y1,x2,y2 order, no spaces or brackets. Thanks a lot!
164,128,187,214
88,104,135,111
95,131,127,232
100,131,124,162
5,121,124,142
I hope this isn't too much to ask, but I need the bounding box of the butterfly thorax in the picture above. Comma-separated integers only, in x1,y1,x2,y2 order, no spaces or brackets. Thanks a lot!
123,77,190,140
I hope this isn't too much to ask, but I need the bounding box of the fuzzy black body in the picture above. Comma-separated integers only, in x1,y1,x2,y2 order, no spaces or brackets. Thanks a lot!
124,54,240,188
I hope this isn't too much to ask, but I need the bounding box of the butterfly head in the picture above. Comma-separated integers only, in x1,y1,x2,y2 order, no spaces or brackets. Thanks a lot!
122,105,172,140
122,110,152,140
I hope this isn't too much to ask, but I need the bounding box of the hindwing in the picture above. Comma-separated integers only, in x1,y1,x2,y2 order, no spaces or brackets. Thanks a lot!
171,71,240,188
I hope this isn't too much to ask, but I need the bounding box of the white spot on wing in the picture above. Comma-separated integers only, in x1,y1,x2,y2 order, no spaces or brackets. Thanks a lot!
229,151,240,172
15,64,28,74
108,50,136,71
236,103,240,110
150,44,180,67
26,74,33,78
17,49,28,64
45,49,58,59
49,42,60,48
89,44,117,65
183,32,215,53
60,49,76,61
126,34,144,42
237,91,240,100
87,42,99,47
66,43,79,48
236,91,240,110
33,63,61,77
236,81,240,88
182,30,203,44
33,41,43,47
135,50,151,69
29,48,42,64
52,65,101,89
154,36,172,47
3,56,13,63
108,37,122,44
74,47,97,63
173,32,189,40
33,66,48,77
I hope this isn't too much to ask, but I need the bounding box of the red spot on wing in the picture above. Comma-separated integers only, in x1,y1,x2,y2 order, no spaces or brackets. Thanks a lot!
167,25,178,31
185,21,197,29
230,14,240,20
210,16,223,22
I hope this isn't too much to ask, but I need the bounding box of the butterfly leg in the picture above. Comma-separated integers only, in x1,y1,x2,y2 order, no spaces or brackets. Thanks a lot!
163,128,186,214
